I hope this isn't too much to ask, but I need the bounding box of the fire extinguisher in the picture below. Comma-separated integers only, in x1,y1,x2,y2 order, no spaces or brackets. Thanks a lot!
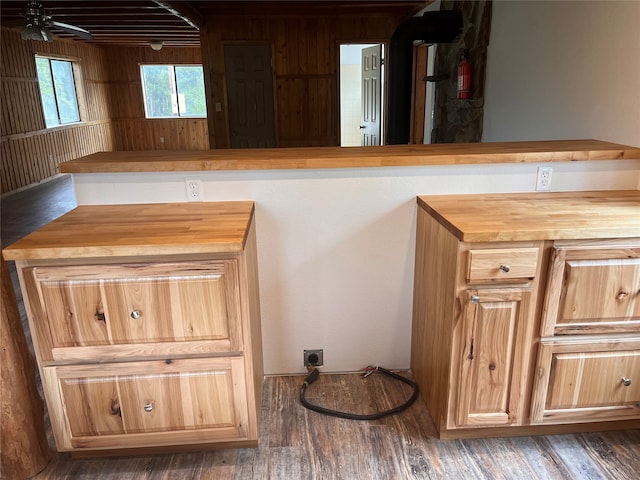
457,48,472,100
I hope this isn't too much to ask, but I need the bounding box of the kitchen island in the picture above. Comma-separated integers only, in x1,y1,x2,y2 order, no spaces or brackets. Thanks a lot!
59,140,640,375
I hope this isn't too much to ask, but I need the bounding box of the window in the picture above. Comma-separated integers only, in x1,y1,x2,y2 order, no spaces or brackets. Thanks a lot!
140,65,207,118
35,56,81,128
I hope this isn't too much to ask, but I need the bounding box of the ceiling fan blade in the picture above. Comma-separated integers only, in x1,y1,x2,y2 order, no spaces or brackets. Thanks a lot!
50,20,93,40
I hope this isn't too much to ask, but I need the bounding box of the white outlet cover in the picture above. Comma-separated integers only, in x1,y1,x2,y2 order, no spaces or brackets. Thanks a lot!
185,178,203,201
536,166,553,191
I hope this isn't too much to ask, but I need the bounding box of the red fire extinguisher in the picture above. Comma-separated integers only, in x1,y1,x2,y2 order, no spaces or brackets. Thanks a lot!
457,48,472,100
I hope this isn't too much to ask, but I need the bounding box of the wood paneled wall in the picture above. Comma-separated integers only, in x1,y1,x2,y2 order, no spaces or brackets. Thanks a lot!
2,12,413,193
201,14,406,149
103,46,209,151
1,27,113,195
1,31,209,195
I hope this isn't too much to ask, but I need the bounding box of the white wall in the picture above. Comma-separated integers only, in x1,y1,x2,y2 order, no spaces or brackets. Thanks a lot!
340,63,363,146
483,0,640,148
73,159,640,375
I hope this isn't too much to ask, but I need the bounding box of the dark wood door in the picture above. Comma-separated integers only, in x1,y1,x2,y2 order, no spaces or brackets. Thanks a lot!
224,45,276,148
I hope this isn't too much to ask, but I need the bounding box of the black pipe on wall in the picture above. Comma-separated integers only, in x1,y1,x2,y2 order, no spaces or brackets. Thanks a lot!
385,10,463,145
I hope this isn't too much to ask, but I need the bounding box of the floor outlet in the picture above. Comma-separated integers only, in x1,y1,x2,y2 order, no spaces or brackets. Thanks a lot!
185,178,203,201
536,166,553,191
304,349,323,367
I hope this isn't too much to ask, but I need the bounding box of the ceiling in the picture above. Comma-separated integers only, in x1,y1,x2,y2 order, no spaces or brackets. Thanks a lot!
0,1,432,47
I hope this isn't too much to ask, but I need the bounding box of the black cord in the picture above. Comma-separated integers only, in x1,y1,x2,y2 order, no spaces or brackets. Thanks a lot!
299,366,419,420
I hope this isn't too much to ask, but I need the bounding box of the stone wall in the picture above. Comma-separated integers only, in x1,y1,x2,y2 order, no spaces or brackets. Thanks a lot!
431,1,492,143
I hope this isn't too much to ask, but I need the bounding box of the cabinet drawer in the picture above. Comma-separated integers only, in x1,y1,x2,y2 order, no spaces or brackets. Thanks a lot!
466,248,539,284
42,356,251,451
531,339,640,424
542,251,640,335
560,259,640,329
25,261,243,358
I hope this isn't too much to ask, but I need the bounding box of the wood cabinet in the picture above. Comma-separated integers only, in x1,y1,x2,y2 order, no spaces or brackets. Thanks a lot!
3,202,263,455
412,191,640,439
531,241,640,424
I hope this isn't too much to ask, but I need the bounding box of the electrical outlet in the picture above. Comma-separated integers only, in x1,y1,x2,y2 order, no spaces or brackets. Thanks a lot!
185,178,203,201
304,349,323,367
536,166,553,191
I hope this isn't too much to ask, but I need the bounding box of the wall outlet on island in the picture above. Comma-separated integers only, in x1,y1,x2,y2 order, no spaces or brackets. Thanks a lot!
536,166,553,191
185,178,203,201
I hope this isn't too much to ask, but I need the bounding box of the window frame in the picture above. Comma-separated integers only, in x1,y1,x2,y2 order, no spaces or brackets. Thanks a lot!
139,64,207,119
35,54,82,128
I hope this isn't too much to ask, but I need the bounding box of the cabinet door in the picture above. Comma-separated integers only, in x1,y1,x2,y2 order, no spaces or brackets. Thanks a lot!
531,341,640,424
42,357,251,451
26,261,242,359
542,248,640,335
456,288,530,427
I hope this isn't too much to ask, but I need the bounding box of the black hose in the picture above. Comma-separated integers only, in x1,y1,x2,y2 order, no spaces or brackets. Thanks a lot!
299,366,419,420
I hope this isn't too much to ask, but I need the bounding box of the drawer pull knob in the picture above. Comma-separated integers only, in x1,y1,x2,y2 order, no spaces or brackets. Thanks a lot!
622,377,631,387
471,295,480,304
499,264,511,273
144,402,154,412
131,310,142,319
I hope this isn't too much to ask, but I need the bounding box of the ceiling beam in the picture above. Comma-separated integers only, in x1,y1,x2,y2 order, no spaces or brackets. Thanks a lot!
151,1,204,30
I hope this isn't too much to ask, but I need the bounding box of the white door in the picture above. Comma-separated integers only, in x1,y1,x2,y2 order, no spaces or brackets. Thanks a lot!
361,45,382,146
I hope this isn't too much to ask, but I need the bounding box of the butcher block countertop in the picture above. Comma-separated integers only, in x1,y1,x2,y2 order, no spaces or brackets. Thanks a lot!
59,139,640,173
418,190,640,242
2,201,255,260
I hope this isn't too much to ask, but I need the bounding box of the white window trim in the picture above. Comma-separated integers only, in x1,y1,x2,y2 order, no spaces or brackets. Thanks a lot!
139,64,207,119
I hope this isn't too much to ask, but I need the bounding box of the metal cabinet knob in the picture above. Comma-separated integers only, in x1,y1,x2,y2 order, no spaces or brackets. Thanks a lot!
499,264,511,273
471,295,480,304
131,310,141,319
144,402,154,412
621,377,632,387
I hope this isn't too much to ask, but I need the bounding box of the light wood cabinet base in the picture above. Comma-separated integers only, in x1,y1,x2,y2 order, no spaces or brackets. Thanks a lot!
412,192,640,439
3,202,263,456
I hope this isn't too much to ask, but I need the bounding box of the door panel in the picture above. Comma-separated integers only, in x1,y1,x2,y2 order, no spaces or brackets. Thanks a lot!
224,45,276,148
457,289,528,427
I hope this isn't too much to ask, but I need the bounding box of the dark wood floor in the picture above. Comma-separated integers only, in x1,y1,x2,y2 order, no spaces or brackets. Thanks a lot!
2,177,639,479
1,174,77,248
